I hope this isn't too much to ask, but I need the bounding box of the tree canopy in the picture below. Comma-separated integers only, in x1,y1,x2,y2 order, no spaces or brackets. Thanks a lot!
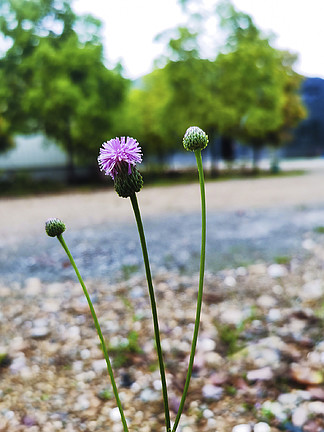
0,0,307,170
0,0,128,175
120,0,306,165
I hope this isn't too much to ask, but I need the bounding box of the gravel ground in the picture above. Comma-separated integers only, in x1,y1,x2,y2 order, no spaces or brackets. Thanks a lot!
0,169,324,284
1,169,324,432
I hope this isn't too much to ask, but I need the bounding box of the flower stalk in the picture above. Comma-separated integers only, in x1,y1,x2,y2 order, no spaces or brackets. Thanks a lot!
56,233,129,432
171,127,208,432
172,149,207,432
130,192,171,432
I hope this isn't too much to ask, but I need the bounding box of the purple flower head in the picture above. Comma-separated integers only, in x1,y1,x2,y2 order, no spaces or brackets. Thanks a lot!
98,137,142,180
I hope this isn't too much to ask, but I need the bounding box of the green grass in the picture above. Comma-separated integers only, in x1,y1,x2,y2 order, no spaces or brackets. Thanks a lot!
314,226,324,234
108,330,142,368
274,255,291,265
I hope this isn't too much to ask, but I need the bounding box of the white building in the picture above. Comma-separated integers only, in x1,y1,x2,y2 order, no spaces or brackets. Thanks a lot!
0,134,70,180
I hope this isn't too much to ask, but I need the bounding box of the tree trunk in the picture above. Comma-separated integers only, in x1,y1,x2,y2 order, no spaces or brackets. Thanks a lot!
66,142,77,184
252,145,260,172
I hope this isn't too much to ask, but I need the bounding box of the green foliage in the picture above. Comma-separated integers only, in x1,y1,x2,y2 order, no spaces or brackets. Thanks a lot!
274,255,291,265
314,226,324,234
216,307,260,356
0,0,128,175
0,353,11,368
97,387,113,401
214,4,306,152
0,116,14,153
122,0,305,162
108,331,142,368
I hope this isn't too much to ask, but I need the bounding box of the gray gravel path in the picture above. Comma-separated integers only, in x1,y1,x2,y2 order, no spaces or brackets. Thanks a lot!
1,169,324,285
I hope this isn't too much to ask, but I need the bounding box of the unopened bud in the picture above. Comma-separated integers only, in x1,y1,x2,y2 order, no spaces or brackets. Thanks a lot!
114,166,143,198
183,126,208,152
45,218,66,237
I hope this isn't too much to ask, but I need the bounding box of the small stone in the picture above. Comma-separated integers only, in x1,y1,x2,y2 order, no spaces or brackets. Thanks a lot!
170,396,180,413
139,388,160,403
202,384,223,401
267,308,282,322
9,354,26,374
220,307,245,325
198,337,216,352
91,359,107,374
292,406,309,427
120,372,134,388
204,351,224,368
182,427,194,432
236,267,247,276
247,367,273,381
254,422,271,432
22,415,37,426
80,349,91,360
307,401,324,414
74,395,90,411
240,340,281,368
290,364,323,385
268,263,288,278
109,407,121,422
302,239,316,250
153,379,162,391
307,386,324,400
210,371,229,385
25,278,42,296
249,263,267,275
303,420,321,432
224,276,236,287
232,424,252,432
203,409,214,419
262,401,288,422
257,295,277,309
278,393,299,408
300,280,323,300
30,326,50,339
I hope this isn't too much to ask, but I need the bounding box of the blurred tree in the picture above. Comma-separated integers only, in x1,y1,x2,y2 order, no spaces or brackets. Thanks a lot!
112,67,173,162
118,27,220,163
0,0,128,179
0,116,14,152
215,1,306,168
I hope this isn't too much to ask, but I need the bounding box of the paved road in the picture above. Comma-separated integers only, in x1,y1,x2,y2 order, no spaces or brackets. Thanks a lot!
1,169,324,285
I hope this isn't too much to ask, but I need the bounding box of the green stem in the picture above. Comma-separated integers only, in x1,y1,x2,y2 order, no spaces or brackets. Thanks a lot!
57,234,129,432
130,193,171,432
172,150,206,432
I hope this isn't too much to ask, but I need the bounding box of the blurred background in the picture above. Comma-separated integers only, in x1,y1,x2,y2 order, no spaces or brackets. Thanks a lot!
2,2,324,431
0,0,323,191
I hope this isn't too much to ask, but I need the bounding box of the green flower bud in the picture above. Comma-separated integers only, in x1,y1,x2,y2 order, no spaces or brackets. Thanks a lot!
45,218,66,237
183,126,208,152
114,165,143,198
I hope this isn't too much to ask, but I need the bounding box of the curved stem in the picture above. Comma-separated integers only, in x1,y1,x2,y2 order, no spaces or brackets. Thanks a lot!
57,234,129,432
130,193,171,432
172,150,206,432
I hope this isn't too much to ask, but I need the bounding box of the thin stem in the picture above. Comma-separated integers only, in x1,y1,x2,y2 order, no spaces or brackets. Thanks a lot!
130,193,171,432
172,150,206,432
57,234,129,432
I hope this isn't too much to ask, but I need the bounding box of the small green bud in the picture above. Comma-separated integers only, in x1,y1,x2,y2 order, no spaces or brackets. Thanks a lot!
45,218,66,237
114,166,143,198
183,126,208,152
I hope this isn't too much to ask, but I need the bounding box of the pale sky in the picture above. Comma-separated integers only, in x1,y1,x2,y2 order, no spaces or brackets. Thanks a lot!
73,0,324,80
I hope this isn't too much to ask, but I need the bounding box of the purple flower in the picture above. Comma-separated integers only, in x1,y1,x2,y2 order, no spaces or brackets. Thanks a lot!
98,137,142,180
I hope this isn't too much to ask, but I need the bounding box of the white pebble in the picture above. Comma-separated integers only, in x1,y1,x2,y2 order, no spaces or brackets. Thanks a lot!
232,424,251,432
224,276,236,287
109,407,121,422
203,409,214,419
254,422,270,432
267,264,287,278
